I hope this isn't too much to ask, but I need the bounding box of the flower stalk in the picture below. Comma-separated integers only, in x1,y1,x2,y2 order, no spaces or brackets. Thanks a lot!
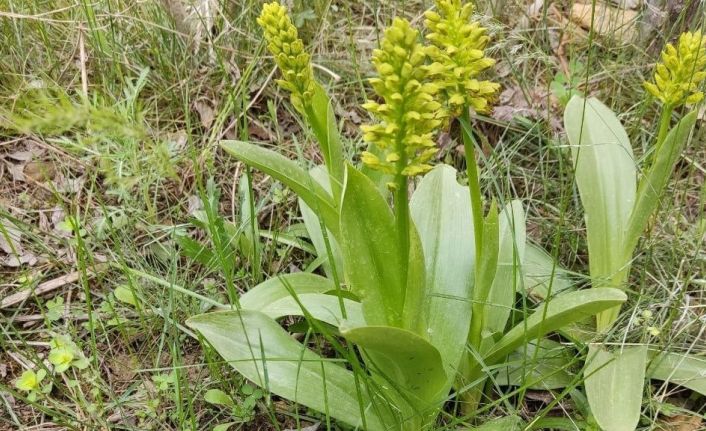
421,0,501,411
257,2,345,203
423,0,499,355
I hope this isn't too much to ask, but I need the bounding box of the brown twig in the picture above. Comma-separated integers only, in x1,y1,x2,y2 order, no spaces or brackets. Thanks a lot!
0,263,108,309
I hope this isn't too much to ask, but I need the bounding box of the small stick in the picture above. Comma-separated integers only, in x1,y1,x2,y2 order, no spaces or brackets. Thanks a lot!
0,264,108,309
79,25,88,99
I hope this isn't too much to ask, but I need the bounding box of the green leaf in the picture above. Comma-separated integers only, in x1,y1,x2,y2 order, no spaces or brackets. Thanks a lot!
484,200,526,336
341,325,447,406
584,345,648,431
204,389,234,408
240,273,335,311
647,350,706,396
258,229,317,255
469,201,500,350
213,423,236,431
523,243,575,300
114,285,138,307
340,165,405,327
304,83,345,200
494,339,575,390
237,170,261,268
299,166,344,280
474,201,500,309
467,416,524,431
624,111,697,259
187,310,387,431
409,165,474,382
520,246,596,342
45,297,65,322
401,223,429,334
482,289,627,367
176,235,217,269
564,96,636,331
220,140,339,238
258,293,365,328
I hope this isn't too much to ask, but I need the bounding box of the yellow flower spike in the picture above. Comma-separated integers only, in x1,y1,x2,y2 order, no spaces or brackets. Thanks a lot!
257,2,315,113
424,0,500,116
361,18,443,177
644,31,706,107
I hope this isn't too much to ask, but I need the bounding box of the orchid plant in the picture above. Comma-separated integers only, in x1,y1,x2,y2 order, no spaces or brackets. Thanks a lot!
186,2,628,429
555,31,706,431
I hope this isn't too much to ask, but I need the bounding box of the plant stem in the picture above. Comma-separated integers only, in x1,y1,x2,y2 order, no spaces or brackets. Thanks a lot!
394,172,410,284
654,105,674,152
460,111,485,349
460,112,484,260
304,104,344,206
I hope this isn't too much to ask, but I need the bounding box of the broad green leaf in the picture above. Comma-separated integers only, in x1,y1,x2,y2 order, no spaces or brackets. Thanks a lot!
469,202,500,350
220,141,339,238
340,165,405,327
484,200,526,336
564,96,636,330
299,166,344,280
482,289,627,367
494,339,575,390
410,165,474,381
521,245,595,342
624,111,698,258
176,235,217,269
584,345,648,431
341,325,447,405
258,229,317,255
259,293,365,328
526,417,587,431
240,273,335,311
474,202,500,310
187,310,387,431
213,423,236,431
523,243,575,300
467,416,524,431
114,285,138,307
238,170,261,269
305,83,345,201
204,389,234,407
647,350,706,396
401,223,429,334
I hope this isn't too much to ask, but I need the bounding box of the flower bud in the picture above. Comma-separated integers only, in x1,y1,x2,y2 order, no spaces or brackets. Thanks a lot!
424,0,500,116
644,31,706,107
361,18,444,177
257,2,315,113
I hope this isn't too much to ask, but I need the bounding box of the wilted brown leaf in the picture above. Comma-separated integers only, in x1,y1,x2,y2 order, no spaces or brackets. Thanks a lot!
194,99,215,129
23,161,57,182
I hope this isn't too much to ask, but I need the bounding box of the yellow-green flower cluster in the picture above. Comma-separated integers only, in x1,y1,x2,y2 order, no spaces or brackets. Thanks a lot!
361,18,443,177
257,2,315,112
15,369,47,402
644,31,706,107
424,0,500,116
48,334,88,373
